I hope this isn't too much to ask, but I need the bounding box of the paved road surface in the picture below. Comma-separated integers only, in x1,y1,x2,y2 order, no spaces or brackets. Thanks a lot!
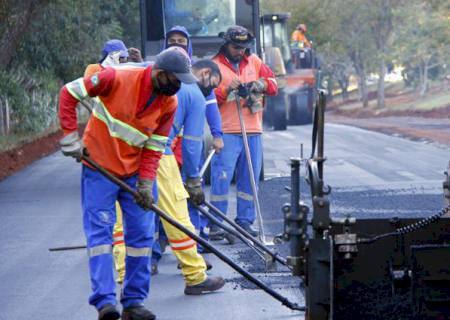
0,123,448,319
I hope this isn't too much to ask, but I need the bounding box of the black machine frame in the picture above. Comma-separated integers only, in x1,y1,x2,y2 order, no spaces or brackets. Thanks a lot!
281,91,450,319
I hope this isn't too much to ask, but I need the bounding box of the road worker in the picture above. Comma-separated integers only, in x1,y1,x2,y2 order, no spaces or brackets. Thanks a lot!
58,46,197,320
210,25,278,238
165,26,224,248
152,58,225,294
290,24,312,68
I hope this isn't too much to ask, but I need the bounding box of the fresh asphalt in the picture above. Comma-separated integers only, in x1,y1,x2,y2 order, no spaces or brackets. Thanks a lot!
0,123,448,319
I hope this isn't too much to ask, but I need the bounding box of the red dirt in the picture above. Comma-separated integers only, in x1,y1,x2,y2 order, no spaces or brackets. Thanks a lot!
0,130,63,181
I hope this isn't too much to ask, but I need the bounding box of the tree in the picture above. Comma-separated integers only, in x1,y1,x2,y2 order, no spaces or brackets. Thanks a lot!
0,0,50,69
394,0,450,96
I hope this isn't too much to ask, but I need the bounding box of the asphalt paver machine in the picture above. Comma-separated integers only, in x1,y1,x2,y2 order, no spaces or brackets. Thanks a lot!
279,91,450,319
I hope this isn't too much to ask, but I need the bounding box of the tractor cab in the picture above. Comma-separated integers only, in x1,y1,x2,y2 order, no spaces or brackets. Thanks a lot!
140,0,261,59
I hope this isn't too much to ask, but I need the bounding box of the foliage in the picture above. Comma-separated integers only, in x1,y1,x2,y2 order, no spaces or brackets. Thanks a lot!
261,0,450,104
0,0,140,137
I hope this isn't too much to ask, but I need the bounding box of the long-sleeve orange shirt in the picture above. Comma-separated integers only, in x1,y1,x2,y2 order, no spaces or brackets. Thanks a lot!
58,65,177,180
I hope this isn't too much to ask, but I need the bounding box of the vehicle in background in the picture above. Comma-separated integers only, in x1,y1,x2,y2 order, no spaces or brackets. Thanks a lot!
261,13,320,130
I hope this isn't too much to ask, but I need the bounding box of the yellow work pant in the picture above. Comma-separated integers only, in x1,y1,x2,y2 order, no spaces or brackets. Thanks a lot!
113,155,207,285
112,202,125,283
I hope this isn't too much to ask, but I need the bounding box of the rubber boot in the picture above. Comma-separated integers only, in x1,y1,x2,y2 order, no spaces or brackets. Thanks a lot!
122,305,156,320
184,276,225,295
98,304,120,320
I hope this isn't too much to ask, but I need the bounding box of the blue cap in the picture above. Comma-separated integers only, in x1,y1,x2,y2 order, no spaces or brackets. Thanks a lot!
101,39,129,58
154,47,198,84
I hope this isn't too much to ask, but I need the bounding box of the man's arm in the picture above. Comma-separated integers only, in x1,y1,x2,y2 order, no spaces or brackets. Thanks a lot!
139,99,177,180
205,91,222,138
182,95,205,178
257,63,278,97
59,68,115,135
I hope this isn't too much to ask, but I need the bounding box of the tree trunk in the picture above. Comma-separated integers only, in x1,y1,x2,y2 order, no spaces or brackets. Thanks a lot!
0,0,48,69
419,59,429,97
354,63,369,107
377,58,386,108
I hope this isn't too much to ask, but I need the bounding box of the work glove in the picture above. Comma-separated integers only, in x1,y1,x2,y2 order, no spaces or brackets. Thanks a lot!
59,131,84,161
248,79,266,94
185,177,205,205
212,137,224,154
135,179,155,211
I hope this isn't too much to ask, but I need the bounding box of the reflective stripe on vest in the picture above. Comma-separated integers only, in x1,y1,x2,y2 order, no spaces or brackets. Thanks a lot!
92,100,149,147
66,78,88,100
88,244,112,257
126,246,152,257
144,134,168,153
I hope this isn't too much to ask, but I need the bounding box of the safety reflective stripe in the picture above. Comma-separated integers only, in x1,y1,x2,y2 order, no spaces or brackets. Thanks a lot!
113,231,124,246
267,77,277,86
92,101,148,147
66,78,88,100
237,191,254,201
88,244,112,257
206,98,217,106
126,246,152,257
210,194,229,202
144,134,168,153
183,134,202,142
169,237,196,251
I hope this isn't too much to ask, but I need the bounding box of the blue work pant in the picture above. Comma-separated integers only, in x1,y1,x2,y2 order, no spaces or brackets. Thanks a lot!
81,166,154,310
209,133,262,226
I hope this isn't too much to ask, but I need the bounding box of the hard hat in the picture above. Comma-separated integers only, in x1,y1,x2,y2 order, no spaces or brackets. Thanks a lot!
220,25,254,49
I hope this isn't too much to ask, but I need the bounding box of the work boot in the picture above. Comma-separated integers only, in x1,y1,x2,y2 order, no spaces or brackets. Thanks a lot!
184,276,225,295
151,263,158,275
122,305,156,320
209,225,225,241
240,224,259,237
98,304,120,320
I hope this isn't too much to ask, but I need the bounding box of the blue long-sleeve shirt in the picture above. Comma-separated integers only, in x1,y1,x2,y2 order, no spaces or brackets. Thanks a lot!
205,91,222,138
165,83,205,178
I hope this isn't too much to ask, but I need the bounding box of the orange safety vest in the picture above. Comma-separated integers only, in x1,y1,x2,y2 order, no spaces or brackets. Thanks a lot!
291,30,311,48
213,54,264,134
70,66,176,177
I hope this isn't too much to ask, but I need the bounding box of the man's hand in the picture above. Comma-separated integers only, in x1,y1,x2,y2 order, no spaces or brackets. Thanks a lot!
248,79,266,93
227,78,242,95
212,137,224,154
135,179,155,210
185,177,205,205
128,47,143,62
59,131,84,161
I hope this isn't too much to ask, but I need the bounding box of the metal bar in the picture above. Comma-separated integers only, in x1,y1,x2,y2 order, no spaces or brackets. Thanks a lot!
199,149,215,178
235,95,266,244
81,155,305,311
49,245,86,252
192,202,267,261
204,200,289,267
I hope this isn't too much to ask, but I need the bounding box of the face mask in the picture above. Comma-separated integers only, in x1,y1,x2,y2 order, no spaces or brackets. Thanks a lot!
167,43,188,53
101,51,122,67
155,73,181,96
